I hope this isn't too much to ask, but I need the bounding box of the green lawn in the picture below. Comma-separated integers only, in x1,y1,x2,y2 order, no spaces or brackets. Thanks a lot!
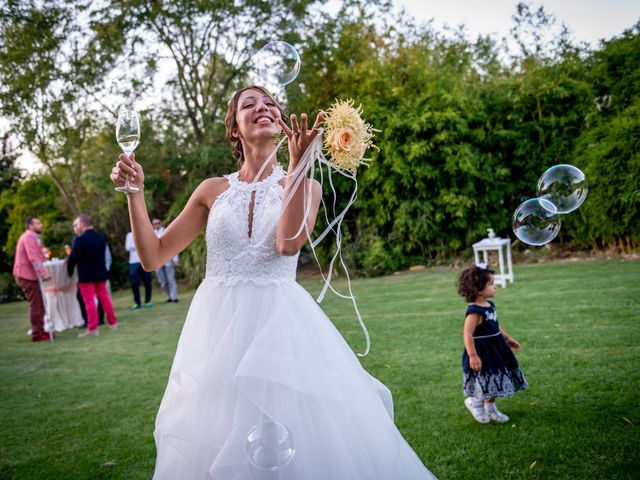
1,259,639,479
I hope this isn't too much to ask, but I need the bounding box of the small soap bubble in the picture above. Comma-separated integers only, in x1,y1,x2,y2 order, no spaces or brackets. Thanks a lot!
254,41,301,86
512,198,561,246
537,164,588,214
245,419,295,471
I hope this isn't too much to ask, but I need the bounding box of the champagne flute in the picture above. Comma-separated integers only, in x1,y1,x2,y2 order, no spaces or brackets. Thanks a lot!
114,107,141,193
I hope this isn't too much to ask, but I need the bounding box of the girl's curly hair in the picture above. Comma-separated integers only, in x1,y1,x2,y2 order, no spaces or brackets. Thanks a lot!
457,265,495,302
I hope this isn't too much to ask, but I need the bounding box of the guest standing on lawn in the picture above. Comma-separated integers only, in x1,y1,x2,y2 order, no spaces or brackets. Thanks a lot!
152,218,179,303
71,216,108,327
12,216,52,343
125,231,153,310
67,214,118,337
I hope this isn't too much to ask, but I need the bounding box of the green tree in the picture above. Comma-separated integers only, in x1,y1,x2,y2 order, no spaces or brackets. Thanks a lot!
0,175,68,260
288,1,622,274
567,99,640,248
0,0,135,215
102,0,320,144
288,8,518,273
2,0,638,289
0,132,24,300
564,23,640,249
1,0,325,287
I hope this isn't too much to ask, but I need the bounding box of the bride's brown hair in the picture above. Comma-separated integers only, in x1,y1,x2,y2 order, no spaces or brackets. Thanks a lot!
224,86,289,167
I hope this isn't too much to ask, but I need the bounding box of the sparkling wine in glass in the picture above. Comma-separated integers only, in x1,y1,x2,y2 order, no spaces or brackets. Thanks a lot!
114,108,141,193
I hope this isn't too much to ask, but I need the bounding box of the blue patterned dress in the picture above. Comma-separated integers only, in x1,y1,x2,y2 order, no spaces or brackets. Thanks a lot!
462,301,528,399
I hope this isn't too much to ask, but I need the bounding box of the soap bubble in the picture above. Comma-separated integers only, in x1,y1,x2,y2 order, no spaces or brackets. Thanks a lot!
254,41,301,86
512,198,561,246
245,419,295,471
537,164,588,214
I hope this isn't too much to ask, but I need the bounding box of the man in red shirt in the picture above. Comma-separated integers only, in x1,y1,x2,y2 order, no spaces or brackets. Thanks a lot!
13,216,52,342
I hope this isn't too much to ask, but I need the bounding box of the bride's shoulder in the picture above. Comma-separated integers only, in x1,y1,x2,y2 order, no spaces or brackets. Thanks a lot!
193,176,231,206
199,176,230,189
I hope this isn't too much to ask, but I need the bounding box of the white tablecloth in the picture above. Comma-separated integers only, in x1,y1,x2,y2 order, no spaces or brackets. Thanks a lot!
43,259,84,332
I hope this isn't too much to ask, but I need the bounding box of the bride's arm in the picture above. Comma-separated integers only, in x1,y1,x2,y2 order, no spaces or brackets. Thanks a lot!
277,177,322,256
111,153,226,270
276,112,324,256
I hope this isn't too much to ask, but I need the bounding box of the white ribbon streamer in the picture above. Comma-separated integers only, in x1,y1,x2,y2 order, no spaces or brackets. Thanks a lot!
279,131,370,357
243,130,370,357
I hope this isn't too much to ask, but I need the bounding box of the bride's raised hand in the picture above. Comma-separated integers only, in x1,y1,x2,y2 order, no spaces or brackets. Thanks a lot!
277,111,324,171
110,153,145,192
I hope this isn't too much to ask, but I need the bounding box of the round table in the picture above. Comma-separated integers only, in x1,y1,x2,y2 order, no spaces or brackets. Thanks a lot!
43,259,84,332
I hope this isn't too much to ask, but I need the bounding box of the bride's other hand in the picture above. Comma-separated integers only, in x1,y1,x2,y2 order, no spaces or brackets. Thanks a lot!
110,153,145,191
277,111,324,170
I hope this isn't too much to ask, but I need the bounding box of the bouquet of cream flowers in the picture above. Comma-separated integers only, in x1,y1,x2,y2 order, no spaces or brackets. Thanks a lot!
278,98,379,356
323,99,378,175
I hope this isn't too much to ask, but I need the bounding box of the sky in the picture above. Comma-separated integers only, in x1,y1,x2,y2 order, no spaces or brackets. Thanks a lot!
388,0,640,47
8,0,640,173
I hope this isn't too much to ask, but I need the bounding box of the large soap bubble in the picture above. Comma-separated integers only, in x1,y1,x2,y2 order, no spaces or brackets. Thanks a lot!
537,164,588,214
254,41,301,86
245,419,295,471
512,198,562,246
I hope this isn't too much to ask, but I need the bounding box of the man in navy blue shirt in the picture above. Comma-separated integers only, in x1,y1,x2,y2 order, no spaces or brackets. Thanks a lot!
67,214,118,337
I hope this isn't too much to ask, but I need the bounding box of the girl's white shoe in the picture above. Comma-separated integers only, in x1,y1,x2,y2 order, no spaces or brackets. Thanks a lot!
464,397,490,424
484,403,510,423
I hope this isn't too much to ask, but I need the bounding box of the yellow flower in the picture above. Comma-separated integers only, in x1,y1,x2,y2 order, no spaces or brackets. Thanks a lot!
323,99,378,175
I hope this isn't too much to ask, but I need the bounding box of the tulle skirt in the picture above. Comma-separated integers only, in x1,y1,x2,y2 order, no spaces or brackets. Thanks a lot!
153,278,436,479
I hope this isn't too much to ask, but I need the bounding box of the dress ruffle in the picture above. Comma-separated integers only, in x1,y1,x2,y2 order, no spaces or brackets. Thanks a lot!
463,368,528,400
153,280,435,479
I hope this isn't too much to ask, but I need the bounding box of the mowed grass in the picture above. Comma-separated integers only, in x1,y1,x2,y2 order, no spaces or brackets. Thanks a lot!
1,259,638,479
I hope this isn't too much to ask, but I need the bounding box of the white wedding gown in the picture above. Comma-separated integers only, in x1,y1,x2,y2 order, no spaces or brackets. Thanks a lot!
153,164,437,479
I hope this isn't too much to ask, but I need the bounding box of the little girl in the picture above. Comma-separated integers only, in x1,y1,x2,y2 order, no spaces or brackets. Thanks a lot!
457,265,528,423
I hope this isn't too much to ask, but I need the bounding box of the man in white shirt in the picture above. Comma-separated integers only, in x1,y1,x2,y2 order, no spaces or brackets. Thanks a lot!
125,232,152,309
151,218,179,303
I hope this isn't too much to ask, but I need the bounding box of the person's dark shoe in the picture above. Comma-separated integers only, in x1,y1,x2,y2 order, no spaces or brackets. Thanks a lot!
165,298,173,303
172,299,179,303
32,332,53,342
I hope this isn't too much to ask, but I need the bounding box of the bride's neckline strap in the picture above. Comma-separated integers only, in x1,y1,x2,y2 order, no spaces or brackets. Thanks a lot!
228,163,284,189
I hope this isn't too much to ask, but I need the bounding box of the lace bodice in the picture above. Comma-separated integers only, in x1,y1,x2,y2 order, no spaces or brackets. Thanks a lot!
204,164,298,285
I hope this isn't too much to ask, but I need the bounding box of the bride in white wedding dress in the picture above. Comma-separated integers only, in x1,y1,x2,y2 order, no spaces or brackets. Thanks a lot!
110,86,436,479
